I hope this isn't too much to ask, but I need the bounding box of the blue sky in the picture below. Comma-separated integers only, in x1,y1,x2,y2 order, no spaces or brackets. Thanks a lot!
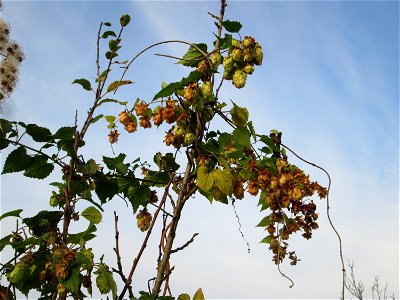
0,1,398,299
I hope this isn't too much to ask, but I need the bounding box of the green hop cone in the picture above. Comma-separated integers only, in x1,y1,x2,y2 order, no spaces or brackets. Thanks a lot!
49,195,59,207
231,38,241,49
252,43,263,66
173,125,185,136
96,273,111,294
231,48,243,62
204,107,214,122
184,132,196,146
232,69,247,89
242,36,256,48
222,55,234,73
201,81,213,100
57,283,67,297
243,64,255,75
223,70,234,80
7,261,29,284
211,52,222,67
136,210,152,232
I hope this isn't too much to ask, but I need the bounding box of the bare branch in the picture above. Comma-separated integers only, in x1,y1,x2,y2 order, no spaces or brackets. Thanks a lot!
171,233,199,254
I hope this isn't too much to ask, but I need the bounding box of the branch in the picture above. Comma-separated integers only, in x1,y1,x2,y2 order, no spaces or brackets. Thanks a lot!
171,233,199,254
113,211,134,299
118,173,175,300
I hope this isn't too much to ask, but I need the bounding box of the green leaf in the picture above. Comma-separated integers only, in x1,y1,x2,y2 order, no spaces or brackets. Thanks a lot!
260,134,280,152
103,154,129,174
177,294,191,300
23,210,63,237
256,216,271,227
0,234,12,251
76,159,99,176
120,14,131,27
72,78,92,91
68,223,97,245
153,70,203,100
91,114,104,124
260,235,272,244
212,169,234,195
52,126,75,140
101,30,116,39
104,115,116,123
109,39,121,52
104,22,111,27
222,20,242,33
26,124,52,142
197,166,215,192
128,185,151,213
0,137,10,150
81,206,102,224
232,126,251,147
0,118,13,135
106,80,133,93
247,121,257,142
105,51,118,59
193,288,205,300
23,155,54,179
177,43,208,67
2,147,32,174
95,175,119,203
95,264,117,299
62,264,81,295
0,209,23,221
230,102,249,127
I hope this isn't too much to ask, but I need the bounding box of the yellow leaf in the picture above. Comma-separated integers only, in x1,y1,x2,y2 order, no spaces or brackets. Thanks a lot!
106,80,133,93
193,288,205,300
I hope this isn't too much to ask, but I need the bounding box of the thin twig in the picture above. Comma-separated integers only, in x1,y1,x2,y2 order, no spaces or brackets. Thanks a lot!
281,143,345,299
113,211,134,298
231,198,250,253
171,233,199,254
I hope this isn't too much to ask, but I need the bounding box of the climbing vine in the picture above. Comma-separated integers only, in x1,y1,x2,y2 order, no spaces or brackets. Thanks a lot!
0,1,344,299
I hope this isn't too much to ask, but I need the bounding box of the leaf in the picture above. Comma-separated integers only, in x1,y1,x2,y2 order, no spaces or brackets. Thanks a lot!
104,115,116,123
153,70,203,100
177,294,190,300
2,147,32,174
232,126,251,147
230,102,249,127
95,176,119,203
52,126,75,140
0,118,13,135
96,264,117,299
197,166,215,192
177,43,208,67
77,159,99,176
260,235,272,244
72,78,92,91
222,20,242,33
109,39,121,52
105,51,118,59
23,210,63,237
260,134,280,152
104,22,111,27
62,265,81,295
127,185,151,213
247,121,257,142
68,223,97,245
91,114,104,124
193,288,205,300
81,206,102,224
26,124,52,142
0,209,23,221
0,234,12,251
120,14,131,27
23,155,54,179
256,216,271,227
106,80,133,93
103,154,128,174
212,169,234,196
101,30,116,39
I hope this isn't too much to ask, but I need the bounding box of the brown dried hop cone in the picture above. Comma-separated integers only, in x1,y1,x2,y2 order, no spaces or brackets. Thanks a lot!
119,111,131,124
136,210,152,232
